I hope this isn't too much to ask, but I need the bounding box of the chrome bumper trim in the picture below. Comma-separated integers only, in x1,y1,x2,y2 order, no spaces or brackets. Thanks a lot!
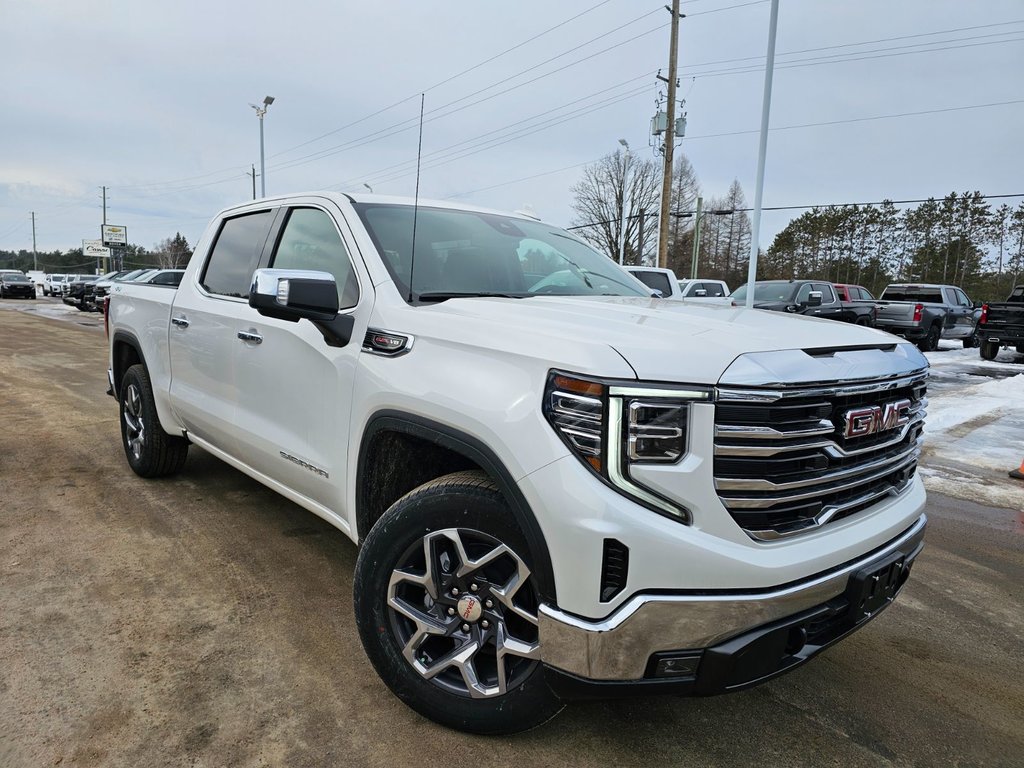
538,514,926,680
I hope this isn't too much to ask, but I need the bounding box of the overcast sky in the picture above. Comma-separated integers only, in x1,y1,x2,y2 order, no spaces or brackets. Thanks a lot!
1,0,1021,263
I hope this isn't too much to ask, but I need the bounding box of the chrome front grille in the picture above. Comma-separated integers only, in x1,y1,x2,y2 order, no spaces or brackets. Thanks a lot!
713,372,927,540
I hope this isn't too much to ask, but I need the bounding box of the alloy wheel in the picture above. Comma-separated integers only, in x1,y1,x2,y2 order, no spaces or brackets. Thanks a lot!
122,383,146,460
386,527,541,699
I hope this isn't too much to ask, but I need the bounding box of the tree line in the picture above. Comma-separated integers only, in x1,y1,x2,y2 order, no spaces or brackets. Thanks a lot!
569,151,1023,301
763,193,1024,301
0,233,193,274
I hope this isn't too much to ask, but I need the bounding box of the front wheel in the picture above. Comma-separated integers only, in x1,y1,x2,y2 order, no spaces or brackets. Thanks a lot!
119,364,189,477
980,341,999,361
354,471,562,734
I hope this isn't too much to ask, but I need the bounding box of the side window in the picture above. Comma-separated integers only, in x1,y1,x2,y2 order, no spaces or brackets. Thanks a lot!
270,208,360,309
860,287,875,300
943,288,957,305
814,283,836,303
701,282,725,297
953,288,971,307
796,284,813,303
632,270,672,295
201,211,275,297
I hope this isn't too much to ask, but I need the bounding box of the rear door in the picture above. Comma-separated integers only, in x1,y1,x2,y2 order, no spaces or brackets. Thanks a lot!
168,208,279,454
944,287,971,338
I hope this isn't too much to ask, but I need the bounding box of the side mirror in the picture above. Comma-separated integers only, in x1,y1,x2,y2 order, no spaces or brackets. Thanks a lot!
651,289,664,298
249,268,354,347
694,289,708,297
805,290,823,307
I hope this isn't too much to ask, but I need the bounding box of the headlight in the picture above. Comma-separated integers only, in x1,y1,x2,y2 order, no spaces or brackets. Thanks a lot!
543,370,711,523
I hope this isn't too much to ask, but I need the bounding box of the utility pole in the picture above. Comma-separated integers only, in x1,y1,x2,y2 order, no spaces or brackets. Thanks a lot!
638,210,646,266
31,212,37,271
657,0,683,269
101,186,107,225
247,165,257,200
690,196,703,279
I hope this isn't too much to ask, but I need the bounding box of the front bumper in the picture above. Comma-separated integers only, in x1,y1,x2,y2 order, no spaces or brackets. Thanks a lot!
539,514,925,692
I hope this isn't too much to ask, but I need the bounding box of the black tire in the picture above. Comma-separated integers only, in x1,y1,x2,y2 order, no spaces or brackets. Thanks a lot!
918,323,941,352
119,364,189,477
963,327,980,349
980,341,999,361
354,470,563,735
855,316,871,327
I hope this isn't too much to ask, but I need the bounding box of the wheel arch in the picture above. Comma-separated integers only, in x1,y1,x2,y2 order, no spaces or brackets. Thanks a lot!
111,329,147,399
356,410,557,603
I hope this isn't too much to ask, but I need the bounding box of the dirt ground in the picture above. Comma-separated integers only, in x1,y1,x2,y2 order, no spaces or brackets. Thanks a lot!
1,304,1023,767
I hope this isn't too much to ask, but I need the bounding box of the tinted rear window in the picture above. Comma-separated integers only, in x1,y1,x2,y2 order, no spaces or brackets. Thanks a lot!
881,287,943,303
632,270,672,295
201,211,274,297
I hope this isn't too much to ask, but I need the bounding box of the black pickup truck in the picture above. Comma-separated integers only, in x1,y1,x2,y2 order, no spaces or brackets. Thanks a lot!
731,280,877,325
978,285,1024,360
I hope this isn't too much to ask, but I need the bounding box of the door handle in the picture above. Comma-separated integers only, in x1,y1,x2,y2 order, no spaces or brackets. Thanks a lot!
171,316,189,328
237,330,263,344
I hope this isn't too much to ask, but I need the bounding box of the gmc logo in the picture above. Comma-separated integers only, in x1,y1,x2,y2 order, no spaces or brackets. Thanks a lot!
842,398,912,439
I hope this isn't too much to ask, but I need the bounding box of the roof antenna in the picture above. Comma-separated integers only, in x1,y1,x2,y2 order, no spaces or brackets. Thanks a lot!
408,93,425,303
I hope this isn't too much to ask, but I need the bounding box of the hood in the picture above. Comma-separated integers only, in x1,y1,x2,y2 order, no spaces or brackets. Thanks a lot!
399,296,901,384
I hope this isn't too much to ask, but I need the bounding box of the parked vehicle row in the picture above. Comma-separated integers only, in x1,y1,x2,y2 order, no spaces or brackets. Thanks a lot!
62,269,185,311
730,279,878,326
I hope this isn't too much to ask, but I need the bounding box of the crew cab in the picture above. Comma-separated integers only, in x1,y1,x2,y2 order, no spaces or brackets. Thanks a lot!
978,285,1024,360
875,283,981,351
731,280,877,326
107,193,928,735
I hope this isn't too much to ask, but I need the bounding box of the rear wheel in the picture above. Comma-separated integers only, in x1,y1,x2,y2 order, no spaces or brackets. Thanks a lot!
918,324,941,352
980,341,999,361
963,327,980,348
119,364,189,477
354,471,562,735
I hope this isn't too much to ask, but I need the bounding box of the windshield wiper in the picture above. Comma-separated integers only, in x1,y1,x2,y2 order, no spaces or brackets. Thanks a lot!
416,291,527,303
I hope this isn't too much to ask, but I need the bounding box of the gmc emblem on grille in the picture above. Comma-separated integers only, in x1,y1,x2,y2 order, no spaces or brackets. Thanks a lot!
842,398,912,439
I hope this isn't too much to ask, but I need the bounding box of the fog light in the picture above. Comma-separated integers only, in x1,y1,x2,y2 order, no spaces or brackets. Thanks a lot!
652,652,702,679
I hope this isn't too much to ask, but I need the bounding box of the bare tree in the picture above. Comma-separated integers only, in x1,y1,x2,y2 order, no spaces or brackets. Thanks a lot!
152,233,193,269
570,150,661,265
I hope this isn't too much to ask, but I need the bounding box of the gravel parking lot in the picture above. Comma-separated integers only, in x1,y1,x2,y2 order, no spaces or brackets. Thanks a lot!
1,303,1022,767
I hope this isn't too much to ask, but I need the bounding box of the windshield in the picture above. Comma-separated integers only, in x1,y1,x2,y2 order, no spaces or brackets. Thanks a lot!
4,275,30,283
353,203,649,301
731,282,798,302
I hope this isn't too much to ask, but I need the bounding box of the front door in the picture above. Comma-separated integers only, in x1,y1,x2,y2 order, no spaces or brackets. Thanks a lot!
228,203,370,515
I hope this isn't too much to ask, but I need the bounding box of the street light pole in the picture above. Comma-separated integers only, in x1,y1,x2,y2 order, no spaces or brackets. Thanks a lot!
250,95,275,198
618,138,630,266
690,196,703,279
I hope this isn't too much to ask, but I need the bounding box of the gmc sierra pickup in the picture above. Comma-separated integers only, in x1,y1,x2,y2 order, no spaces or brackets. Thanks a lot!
107,193,928,734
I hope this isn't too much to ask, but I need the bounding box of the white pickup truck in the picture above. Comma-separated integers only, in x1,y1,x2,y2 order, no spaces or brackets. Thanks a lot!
107,192,929,734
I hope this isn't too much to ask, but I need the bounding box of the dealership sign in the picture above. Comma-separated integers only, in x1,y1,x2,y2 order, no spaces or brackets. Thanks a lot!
101,225,128,247
83,239,111,258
